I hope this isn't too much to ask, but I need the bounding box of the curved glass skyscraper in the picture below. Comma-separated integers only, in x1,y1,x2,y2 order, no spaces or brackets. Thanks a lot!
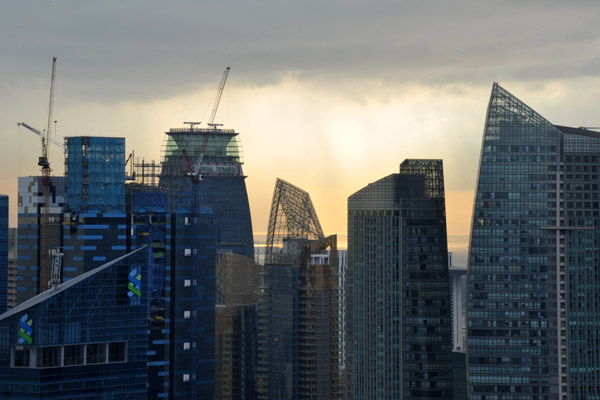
468,83,600,399
159,126,254,259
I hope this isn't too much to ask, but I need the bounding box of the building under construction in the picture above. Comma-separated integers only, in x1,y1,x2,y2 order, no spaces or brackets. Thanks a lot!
158,124,254,259
257,179,343,399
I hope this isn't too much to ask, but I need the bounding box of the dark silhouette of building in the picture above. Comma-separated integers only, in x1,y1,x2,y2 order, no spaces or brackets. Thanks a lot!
347,159,453,399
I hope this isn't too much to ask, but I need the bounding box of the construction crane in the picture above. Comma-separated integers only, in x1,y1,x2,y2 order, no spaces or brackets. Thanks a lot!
39,56,57,293
188,67,231,180
207,67,230,127
17,122,64,149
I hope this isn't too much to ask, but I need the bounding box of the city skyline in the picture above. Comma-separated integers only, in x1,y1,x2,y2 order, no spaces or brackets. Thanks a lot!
2,1,600,266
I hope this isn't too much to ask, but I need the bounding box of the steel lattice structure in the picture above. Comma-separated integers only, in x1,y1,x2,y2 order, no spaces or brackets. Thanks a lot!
265,178,324,263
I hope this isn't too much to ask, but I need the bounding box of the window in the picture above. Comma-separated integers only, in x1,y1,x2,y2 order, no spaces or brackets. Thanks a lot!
183,374,190,382
37,346,61,367
86,343,107,364
64,344,84,366
13,347,30,367
183,342,190,350
184,311,191,319
108,342,126,363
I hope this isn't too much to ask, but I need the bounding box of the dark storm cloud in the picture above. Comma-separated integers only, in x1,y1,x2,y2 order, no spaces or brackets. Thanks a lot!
1,0,599,103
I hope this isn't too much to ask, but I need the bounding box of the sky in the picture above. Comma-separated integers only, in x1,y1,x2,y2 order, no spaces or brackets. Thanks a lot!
2,1,600,266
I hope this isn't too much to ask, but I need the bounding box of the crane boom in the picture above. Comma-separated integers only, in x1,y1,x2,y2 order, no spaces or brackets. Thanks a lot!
207,66,230,125
17,122,64,149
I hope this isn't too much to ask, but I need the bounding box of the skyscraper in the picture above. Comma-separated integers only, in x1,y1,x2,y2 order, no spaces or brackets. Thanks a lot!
159,125,254,259
257,179,343,399
467,83,600,399
347,159,453,399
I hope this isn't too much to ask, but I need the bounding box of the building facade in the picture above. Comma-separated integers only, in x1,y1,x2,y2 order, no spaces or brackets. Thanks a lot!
0,195,8,313
347,159,453,399
467,83,600,399
215,252,262,400
257,236,343,400
159,126,254,259
0,246,151,399
16,176,65,304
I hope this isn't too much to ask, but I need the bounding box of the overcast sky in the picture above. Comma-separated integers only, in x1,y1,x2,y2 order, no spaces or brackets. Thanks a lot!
2,1,600,264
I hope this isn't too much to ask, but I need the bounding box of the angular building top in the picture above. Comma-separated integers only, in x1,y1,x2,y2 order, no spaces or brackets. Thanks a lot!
265,178,324,263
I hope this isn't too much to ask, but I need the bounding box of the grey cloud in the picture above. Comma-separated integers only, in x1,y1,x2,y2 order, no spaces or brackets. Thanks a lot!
1,0,600,104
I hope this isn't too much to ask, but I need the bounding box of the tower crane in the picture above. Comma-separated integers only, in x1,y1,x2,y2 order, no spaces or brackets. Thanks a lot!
206,66,230,128
40,56,57,293
17,122,64,149
189,67,230,179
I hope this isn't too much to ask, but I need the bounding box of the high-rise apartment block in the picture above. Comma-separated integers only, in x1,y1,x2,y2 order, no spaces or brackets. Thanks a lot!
468,83,600,399
347,159,453,399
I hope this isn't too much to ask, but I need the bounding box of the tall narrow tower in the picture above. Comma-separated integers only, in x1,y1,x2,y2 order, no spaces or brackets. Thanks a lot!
347,159,453,399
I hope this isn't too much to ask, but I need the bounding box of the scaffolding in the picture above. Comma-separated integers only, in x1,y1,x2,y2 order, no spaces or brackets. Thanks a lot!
265,178,324,263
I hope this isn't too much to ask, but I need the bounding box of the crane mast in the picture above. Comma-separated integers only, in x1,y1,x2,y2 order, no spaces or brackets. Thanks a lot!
40,57,57,293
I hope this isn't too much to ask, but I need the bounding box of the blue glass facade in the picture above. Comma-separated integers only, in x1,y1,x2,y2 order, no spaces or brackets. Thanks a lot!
347,159,453,399
159,127,254,259
129,187,217,399
0,246,151,399
468,83,600,399
65,137,126,213
0,195,8,313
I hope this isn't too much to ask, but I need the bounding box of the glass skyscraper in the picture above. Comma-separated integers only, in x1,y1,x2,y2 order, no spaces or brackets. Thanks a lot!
468,83,600,399
159,126,254,259
0,246,151,399
347,159,453,399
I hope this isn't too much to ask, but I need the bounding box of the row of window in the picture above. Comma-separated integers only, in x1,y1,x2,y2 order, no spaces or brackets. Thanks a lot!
12,341,127,368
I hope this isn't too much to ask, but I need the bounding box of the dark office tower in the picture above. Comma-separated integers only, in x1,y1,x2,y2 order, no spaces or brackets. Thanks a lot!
467,83,600,400
347,159,453,399
257,236,343,400
129,188,217,400
215,252,262,399
159,125,254,259
0,195,7,312
0,246,152,398
16,176,65,304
